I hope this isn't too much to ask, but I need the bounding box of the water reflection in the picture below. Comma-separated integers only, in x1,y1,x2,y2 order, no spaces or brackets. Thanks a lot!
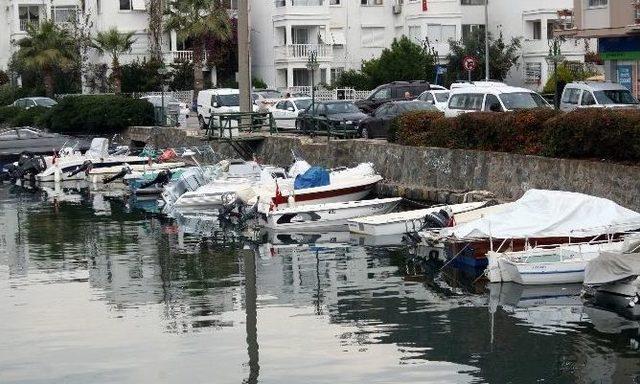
1,185,640,383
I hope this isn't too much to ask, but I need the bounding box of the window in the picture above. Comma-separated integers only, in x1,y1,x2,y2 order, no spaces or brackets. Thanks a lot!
120,0,132,10
499,92,548,109
329,0,341,4
462,24,485,41
461,0,485,4
547,20,555,40
18,6,40,31
52,6,77,25
588,0,607,7
581,91,596,106
484,94,502,112
532,20,541,40
448,94,484,110
276,101,287,110
525,62,542,84
120,0,145,11
330,67,344,84
371,88,391,101
594,90,638,105
408,26,421,41
361,27,385,47
419,92,434,103
427,24,456,43
361,0,383,5
561,88,581,105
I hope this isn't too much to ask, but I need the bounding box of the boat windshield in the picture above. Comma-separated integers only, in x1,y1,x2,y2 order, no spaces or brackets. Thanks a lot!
593,90,638,105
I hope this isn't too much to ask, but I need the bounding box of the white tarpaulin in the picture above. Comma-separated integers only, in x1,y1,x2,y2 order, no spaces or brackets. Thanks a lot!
585,250,640,285
440,189,640,239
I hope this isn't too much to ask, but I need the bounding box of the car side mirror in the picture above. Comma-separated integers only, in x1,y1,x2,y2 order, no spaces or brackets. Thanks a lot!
212,102,219,108
287,107,294,112
489,103,502,112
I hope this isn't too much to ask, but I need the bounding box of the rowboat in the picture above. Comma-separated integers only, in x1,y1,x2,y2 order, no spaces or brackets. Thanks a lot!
262,197,402,231
347,201,488,236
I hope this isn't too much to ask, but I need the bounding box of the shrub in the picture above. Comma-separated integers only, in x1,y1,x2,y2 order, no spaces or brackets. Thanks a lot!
252,77,267,89
41,95,155,134
542,108,640,162
9,106,49,127
121,59,163,93
0,85,38,106
389,110,445,144
0,70,9,86
0,106,21,125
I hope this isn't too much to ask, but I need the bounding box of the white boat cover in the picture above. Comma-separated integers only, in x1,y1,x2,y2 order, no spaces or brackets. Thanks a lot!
439,189,640,239
585,250,640,285
87,138,109,158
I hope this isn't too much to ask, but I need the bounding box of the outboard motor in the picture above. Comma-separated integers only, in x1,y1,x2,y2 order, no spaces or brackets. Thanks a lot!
12,153,46,181
67,160,93,178
139,169,172,189
103,165,132,184
420,209,453,231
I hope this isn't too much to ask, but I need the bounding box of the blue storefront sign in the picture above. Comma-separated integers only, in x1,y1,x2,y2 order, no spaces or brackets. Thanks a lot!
617,65,633,91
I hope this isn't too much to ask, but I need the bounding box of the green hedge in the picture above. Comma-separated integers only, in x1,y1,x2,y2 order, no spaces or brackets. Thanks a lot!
391,108,640,162
0,105,49,127
41,95,155,134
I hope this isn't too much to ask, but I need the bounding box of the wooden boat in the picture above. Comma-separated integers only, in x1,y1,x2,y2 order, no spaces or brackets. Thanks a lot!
262,197,402,231
347,201,488,236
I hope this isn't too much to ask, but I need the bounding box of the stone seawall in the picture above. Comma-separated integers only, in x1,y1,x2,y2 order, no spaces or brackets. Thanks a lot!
123,127,640,210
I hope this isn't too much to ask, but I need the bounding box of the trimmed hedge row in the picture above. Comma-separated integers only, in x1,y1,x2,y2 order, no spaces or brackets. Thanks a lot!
391,108,640,162
0,106,49,127
41,95,155,134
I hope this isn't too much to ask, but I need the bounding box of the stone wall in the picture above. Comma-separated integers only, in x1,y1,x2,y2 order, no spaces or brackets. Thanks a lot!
123,127,640,210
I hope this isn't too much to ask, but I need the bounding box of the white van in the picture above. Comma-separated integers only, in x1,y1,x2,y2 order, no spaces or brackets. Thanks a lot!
444,83,550,118
559,81,639,112
197,88,259,130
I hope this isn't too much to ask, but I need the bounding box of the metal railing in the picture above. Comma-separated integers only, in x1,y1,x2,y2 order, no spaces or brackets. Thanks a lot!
275,0,324,6
274,44,333,61
162,50,207,63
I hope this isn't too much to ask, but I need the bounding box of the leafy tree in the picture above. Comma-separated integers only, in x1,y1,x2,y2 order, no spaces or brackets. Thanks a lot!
334,69,372,90
165,0,232,95
543,62,599,94
0,70,9,86
14,21,77,97
252,77,267,89
92,27,136,93
120,58,163,93
446,29,521,84
168,61,194,91
362,36,435,87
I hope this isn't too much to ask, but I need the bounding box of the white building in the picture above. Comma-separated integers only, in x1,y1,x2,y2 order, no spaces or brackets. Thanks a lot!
250,0,591,92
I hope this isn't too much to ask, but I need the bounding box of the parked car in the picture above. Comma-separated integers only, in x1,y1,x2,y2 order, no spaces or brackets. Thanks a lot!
417,89,450,112
253,89,283,111
269,97,312,128
444,82,550,118
358,100,439,139
140,95,190,127
559,81,640,112
296,100,368,131
354,80,431,113
12,97,57,109
196,88,257,129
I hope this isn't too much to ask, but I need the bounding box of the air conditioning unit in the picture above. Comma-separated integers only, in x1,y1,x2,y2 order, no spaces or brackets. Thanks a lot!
392,4,402,14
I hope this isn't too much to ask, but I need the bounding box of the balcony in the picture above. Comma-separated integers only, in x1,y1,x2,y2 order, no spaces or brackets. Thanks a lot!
163,50,207,63
274,44,333,63
273,0,328,20
275,0,324,6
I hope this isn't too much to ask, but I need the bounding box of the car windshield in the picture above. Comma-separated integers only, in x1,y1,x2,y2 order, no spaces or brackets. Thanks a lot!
218,94,240,107
434,93,449,102
294,99,312,110
593,90,638,105
325,102,361,114
397,102,436,113
35,98,57,107
499,92,548,110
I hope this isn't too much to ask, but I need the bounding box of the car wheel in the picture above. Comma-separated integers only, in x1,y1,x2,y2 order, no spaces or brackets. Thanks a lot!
360,126,369,139
198,115,206,129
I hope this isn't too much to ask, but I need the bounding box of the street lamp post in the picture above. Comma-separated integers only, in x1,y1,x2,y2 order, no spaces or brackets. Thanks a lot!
306,51,319,116
157,67,170,126
545,37,565,109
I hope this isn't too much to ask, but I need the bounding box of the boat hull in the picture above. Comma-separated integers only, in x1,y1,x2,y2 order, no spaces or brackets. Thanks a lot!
497,258,588,285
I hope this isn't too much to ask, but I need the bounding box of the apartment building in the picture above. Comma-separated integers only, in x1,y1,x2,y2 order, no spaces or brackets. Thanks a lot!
250,0,589,91
560,0,640,97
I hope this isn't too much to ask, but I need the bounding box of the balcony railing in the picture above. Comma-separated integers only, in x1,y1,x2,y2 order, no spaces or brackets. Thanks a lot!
275,0,324,7
275,44,333,62
19,19,39,32
163,50,207,63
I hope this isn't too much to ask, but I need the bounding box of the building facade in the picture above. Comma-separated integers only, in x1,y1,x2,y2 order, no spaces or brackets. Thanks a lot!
250,0,591,91
562,0,640,98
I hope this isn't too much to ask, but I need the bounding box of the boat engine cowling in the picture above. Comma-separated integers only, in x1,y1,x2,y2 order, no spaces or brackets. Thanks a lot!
421,208,453,230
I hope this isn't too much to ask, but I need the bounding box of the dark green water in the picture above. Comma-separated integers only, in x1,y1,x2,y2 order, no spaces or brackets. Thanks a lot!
1,185,639,383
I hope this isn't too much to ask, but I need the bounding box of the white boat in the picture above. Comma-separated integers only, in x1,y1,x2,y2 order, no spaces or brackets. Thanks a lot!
486,238,634,285
262,197,402,231
250,163,383,214
35,138,153,182
86,161,186,180
347,201,488,236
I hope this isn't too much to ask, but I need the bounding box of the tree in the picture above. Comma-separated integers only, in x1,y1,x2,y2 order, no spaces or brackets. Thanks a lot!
362,36,435,87
446,29,521,84
14,21,77,97
543,62,599,94
165,0,232,95
92,27,136,94
148,0,164,62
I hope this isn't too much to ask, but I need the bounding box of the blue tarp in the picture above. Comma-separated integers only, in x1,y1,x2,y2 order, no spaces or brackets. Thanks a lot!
294,166,330,190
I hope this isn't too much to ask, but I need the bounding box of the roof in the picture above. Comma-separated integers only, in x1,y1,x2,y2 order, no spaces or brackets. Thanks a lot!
450,84,538,95
565,81,629,91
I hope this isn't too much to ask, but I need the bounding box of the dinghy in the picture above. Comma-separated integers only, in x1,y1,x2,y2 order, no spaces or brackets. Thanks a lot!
262,197,402,231
347,201,488,236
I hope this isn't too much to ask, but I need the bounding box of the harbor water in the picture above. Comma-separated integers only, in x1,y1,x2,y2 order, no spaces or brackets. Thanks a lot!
1,185,639,383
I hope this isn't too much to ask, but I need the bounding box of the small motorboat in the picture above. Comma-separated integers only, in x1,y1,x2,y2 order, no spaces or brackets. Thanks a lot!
0,127,89,160
347,201,488,236
262,197,402,231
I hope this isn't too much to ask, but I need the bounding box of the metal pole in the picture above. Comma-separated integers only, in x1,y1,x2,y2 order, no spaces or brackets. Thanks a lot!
484,0,490,80
554,60,559,109
311,70,315,115
161,87,165,127
238,0,251,113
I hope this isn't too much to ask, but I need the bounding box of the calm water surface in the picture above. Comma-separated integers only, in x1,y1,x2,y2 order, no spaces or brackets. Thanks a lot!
1,185,640,383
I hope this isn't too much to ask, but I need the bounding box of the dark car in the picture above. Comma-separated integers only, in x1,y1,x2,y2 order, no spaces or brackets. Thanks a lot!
296,101,369,131
354,80,431,113
358,100,439,139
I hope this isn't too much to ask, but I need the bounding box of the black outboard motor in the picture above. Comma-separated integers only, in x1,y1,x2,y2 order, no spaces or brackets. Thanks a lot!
103,165,132,184
420,209,453,231
67,160,93,177
12,154,46,181
139,169,172,189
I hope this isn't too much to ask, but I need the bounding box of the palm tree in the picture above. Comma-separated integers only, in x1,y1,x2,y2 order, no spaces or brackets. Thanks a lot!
165,0,232,95
93,27,136,93
14,21,77,97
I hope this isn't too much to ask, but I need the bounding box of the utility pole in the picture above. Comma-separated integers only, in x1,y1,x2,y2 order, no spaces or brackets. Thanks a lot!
238,0,251,113
484,0,490,81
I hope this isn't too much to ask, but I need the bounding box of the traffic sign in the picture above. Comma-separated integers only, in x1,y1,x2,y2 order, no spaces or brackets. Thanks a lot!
462,56,478,72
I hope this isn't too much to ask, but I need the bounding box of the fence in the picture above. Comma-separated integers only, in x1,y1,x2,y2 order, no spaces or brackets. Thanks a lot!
55,90,195,105
285,87,370,101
